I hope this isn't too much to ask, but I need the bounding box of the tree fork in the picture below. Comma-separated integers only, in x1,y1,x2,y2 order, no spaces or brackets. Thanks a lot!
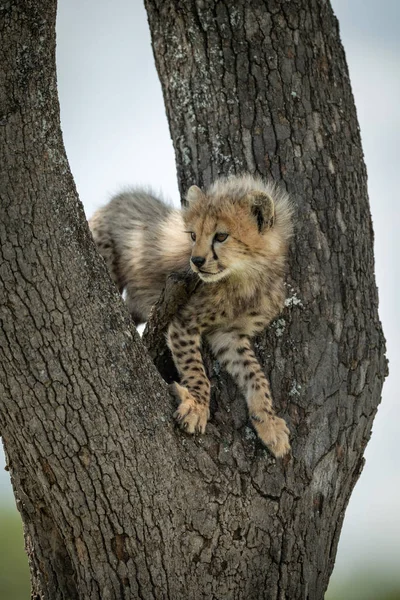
0,1,387,599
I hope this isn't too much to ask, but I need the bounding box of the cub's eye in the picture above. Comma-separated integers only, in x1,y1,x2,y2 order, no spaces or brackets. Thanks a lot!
214,233,229,243
190,232,196,242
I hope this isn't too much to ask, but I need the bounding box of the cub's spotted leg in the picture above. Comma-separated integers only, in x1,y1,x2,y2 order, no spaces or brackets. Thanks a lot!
208,330,290,457
167,318,210,434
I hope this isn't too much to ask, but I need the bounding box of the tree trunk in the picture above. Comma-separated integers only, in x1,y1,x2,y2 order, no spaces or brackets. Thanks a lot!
0,1,386,600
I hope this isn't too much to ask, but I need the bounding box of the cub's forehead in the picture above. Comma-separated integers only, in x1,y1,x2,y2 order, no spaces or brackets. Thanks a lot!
184,195,241,223
184,198,216,219
184,204,234,232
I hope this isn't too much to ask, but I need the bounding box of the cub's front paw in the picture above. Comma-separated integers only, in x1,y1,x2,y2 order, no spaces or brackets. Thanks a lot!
251,413,291,458
170,382,210,434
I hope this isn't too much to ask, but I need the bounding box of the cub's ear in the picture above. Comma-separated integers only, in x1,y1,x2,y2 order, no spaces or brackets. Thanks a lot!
245,191,275,232
186,185,205,207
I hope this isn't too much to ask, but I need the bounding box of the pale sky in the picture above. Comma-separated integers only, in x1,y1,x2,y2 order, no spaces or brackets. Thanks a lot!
1,0,399,592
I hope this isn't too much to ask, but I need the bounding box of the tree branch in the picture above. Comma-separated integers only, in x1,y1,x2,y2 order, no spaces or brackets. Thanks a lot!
143,271,200,382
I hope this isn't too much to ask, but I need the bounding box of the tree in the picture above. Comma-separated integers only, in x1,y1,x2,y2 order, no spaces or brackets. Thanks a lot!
0,0,386,598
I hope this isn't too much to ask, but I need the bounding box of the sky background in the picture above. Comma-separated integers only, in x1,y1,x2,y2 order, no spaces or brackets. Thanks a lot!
1,0,399,594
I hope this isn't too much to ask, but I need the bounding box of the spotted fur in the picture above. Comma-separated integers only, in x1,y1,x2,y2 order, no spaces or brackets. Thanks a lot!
90,174,294,457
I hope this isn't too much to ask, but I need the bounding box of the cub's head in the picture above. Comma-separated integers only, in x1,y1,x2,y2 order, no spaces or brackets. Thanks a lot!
183,174,292,283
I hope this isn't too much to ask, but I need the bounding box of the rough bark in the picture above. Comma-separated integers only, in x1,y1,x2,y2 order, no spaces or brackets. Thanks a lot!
142,271,199,383
0,2,386,600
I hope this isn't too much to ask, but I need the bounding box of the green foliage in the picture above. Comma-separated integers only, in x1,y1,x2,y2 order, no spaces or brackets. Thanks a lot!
327,573,400,600
0,507,30,600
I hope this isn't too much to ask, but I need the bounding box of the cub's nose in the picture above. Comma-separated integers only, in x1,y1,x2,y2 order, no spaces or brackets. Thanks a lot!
191,256,206,268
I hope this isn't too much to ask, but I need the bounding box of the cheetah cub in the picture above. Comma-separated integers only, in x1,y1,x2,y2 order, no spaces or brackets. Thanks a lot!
89,174,293,457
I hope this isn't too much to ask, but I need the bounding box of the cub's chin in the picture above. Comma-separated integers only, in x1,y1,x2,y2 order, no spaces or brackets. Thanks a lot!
197,269,230,283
